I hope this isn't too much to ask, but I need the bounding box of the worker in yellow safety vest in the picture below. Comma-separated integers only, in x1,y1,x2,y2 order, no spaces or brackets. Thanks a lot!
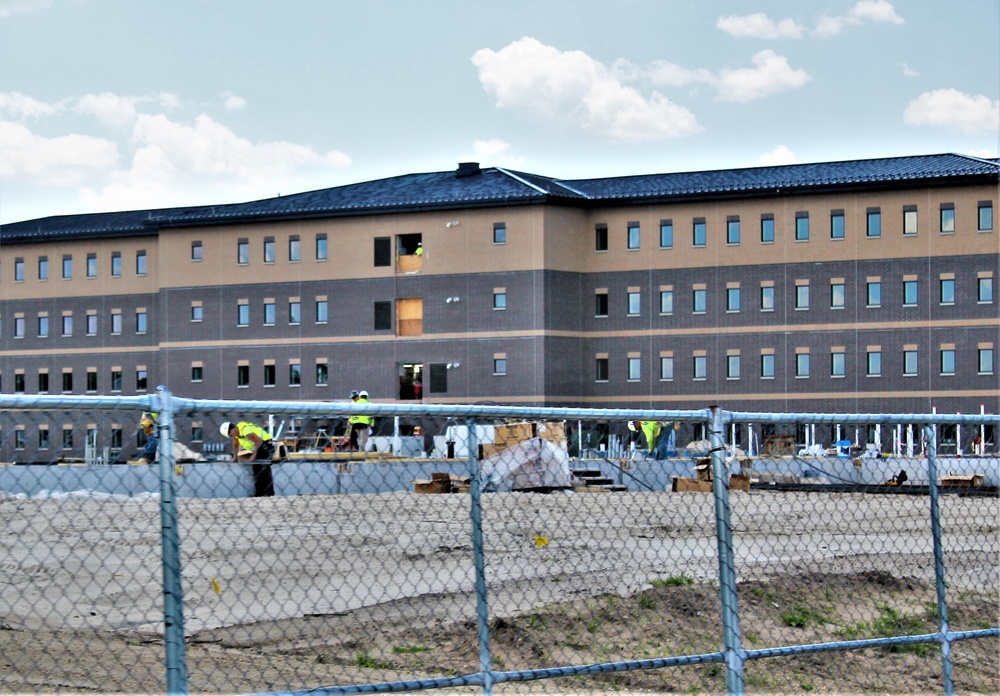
348,390,374,451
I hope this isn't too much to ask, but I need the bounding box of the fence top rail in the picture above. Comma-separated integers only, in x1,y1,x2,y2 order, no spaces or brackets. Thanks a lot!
727,410,1000,426
0,394,159,411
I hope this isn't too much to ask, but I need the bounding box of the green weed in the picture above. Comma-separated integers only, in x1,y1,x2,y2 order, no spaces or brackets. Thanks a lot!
653,575,695,587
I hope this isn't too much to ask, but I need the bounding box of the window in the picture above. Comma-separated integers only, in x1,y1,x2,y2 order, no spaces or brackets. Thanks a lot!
979,348,994,374
374,237,391,266
14,373,25,393
315,362,328,385
692,288,707,313
316,299,328,323
237,364,250,387
595,224,608,252
979,201,993,231
263,238,275,264
14,317,25,339
316,234,328,260
38,372,49,393
263,302,276,325
660,356,674,381
493,291,507,310
111,252,122,277
760,286,775,311
866,208,881,238
62,429,73,450
14,258,24,282
830,210,845,239
867,281,881,307
87,253,97,277
192,425,204,442
627,222,640,250
87,369,97,391
38,256,48,280
429,363,448,394
493,358,507,375
374,301,392,330
760,214,775,243
831,282,845,308
39,429,49,449
237,239,249,265
110,369,122,391
595,357,609,381
726,287,741,312
136,369,147,391
62,255,72,279
940,204,955,234
289,301,301,324
904,280,918,306
264,364,276,387
289,363,302,386
493,223,506,244
627,291,640,315
111,311,122,334
86,314,97,335
796,353,810,378
237,303,249,326
136,250,147,275
37,315,49,337
761,353,775,379
795,284,810,310
940,349,955,375
726,217,740,245
903,205,918,236
62,315,72,336
191,241,202,261
191,304,203,322
595,292,608,317
191,365,203,382
940,278,955,304
110,428,122,449
692,218,707,247
289,236,300,262
628,357,641,381
904,350,918,376
693,355,707,380
136,310,147,334
659,289,673,314
978,277,994,303
727,355,740,380
831,351,846,377
867,350,882,377
659,220,673,248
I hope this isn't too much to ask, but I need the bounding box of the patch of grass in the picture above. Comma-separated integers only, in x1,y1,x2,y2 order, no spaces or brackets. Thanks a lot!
780,603,829,629
354,652,391,669
391,644,429,654
527,613,546,630
586,619,600,633
653,575,695,587
836,604,934,657
745,632,759,645
638,593,656,610
801,682,814,691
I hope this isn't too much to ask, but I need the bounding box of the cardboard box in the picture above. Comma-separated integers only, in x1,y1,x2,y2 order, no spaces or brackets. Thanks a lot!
414,479,450,494
495,422,534,443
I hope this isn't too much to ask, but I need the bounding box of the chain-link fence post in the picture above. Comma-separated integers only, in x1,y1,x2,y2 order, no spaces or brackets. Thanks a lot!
156,386,188,694
710,406,745,694
924,423,955,695
466,418,493,694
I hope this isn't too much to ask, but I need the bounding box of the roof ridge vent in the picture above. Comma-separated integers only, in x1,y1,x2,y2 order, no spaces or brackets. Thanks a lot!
456,162,481,178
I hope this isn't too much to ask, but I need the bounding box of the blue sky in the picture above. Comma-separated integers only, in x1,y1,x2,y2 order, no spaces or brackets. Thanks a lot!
1,0,997,224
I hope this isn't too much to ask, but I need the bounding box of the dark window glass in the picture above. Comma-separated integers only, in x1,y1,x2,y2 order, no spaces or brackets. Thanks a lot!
374,237,391,267
374,301,392,330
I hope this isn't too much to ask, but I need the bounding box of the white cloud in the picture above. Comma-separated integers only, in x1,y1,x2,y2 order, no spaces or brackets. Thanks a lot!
471,138,527,170
903,89,1000,134
850,0,903,24
964,149,998,160
646,60,715,87
900,62,919,77
0,91,64,119
471,37,701,142
73,93,141,130
0,0,52,18
758,145,797,166
716,50,811,103
0,120,118,185
716,13,805,39
222,91,247,110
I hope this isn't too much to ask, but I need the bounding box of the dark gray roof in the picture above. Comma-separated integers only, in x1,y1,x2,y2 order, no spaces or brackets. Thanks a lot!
2,153,996,242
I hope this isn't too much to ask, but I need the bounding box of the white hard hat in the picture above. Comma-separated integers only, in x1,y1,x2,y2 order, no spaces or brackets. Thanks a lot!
359,390,368,398
220,421,232,437
627,421,637,431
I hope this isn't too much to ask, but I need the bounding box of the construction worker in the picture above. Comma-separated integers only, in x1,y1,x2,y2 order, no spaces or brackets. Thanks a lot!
414,242,423,256
136,412,158,464
349,390,374,452
220,420,275,497
628,420,678,459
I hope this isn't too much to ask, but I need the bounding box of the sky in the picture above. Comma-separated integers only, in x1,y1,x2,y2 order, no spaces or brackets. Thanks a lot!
0,0,997,224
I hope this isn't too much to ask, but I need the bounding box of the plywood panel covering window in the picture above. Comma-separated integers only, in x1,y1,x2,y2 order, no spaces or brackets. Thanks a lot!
396,298,423,336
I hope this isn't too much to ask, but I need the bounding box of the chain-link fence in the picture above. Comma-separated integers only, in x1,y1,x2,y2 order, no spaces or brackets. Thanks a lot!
0,393,997,694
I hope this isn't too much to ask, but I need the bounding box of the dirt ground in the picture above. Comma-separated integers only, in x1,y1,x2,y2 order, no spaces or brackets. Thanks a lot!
0,488,997,694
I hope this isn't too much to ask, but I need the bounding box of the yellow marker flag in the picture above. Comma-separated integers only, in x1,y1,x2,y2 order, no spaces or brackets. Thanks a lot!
534,535,549,548
211,577,221,594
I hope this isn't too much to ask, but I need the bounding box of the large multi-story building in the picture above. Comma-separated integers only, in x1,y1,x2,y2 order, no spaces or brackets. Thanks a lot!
1,153,997,433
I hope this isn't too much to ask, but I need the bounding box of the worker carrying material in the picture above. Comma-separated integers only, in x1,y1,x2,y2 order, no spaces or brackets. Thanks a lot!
628,420,679,459
220,420,275,497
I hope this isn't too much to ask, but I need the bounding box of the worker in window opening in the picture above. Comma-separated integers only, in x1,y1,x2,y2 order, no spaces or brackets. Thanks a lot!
220,420,275,497
414,242,423,256
136,412,158,464
349,390,374,452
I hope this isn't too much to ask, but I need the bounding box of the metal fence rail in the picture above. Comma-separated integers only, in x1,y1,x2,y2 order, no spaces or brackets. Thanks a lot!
0,392,997,695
